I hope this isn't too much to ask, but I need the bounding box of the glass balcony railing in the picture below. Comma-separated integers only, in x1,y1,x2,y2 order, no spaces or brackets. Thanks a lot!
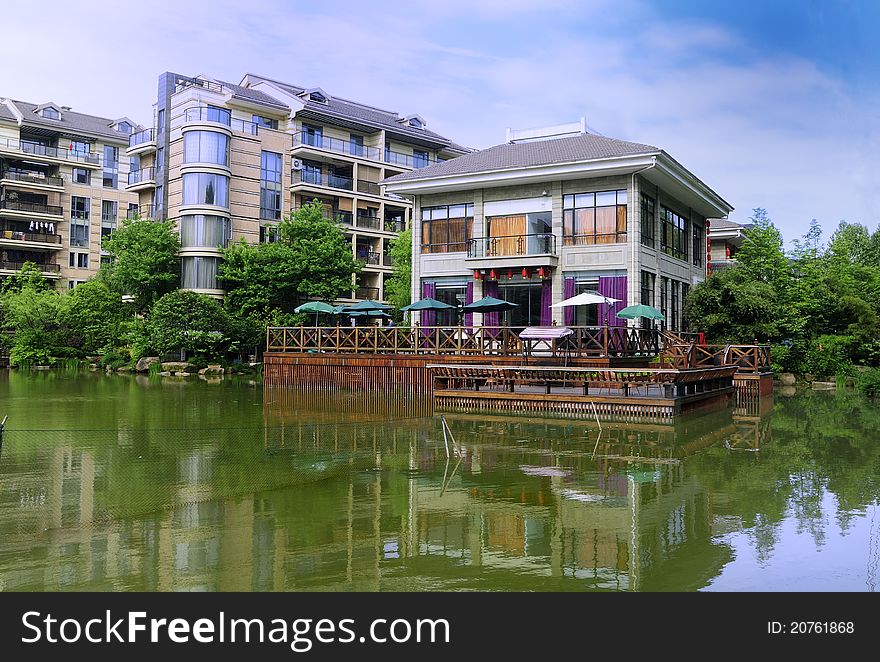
357,180,381,196
292,205,353,225
0,170,64,187
356,214,381,230
0,137,100,165
291,170,353,191
384,150,435,169
0,200,63,216
127,166,156,186
128,128,155,148
292,133,381,160
184,107,232,126
467,233,557,258
355,286,380,300
231,118,258,135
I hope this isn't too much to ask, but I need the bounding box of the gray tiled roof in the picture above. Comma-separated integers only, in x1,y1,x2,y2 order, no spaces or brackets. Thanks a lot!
708,218,750,230
0,102,16,122
383,132,659,183
216,80,290,111
9,99,136,142
244,73,468,152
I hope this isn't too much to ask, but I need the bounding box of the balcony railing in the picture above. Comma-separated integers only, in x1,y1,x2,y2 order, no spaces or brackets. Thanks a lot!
356,214,381,230
357,180,381,196
355,286,380,300
1,227,62,244
126,204,158,220
0,200,63,216
383,253,393,266
127,166,155,186
128,128,155,148
0,260,60,272
384,219,406,233
231,118,258,135
292,170,353,191
184,107,231,126
292,133,381,160
357,250,380,265
421,241,469,254
384,150,434,169
0,170,64,187
291,205,353,225
468,233,556,258
0,137,100,165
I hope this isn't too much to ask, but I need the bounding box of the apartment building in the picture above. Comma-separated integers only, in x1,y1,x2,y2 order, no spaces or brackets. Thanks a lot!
0,98,140,289
707,218,751,272
130,73,467,300
383,121,733,331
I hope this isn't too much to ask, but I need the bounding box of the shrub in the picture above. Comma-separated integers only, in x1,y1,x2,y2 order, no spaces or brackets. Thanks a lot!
856,368,880,398
147,290,231,363
804,334,855,378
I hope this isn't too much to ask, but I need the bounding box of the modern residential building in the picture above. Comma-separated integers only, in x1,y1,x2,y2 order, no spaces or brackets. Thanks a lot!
132,73,468,299
1,98,140,289
383,120,733,331
707,218,751,272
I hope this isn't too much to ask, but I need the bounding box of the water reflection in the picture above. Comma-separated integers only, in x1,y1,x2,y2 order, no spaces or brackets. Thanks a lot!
0,372,877,591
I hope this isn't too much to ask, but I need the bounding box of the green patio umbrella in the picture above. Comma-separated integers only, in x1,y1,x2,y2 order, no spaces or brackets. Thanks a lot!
461,296,518,313
295,301,337,326
616,304,665,321
342,299,392,312
400,298,456,312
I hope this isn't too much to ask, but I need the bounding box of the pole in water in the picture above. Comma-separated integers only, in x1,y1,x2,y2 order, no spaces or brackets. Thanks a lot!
0,415,7,455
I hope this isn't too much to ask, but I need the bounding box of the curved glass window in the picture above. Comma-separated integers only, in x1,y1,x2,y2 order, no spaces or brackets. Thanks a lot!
179,215,230,248
181,256,220,290
182,173,229,208
184,131,230,166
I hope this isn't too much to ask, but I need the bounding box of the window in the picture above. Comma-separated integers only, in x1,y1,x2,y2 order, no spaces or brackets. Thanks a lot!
252,115,278,130
156,146,164,173
260,225,281,244
157,108,165,130
349,134,364,157
302,123,323,147
117,121,132,134
640,194,655,248
101,200,117,242
413,149,429,168
692,220,705,267
205,105,231,125
69,140,90,155
179,215,230,248
563,189,627,245
72,168,90,185
409,117,423,128
660,277,669,326
181,256,219,290
127,202,139,219
260,151,282,220
420,204,474,253
103,145,118,188
301,160,322,185
640,270,655,306
182,173,229,207
69,252,89,269
660,205,688,261
681,283,690,330
42,107,61,120
671,280,679,330
183,131,230,166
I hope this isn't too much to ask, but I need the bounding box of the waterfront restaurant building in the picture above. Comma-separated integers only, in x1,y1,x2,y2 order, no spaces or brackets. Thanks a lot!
383,121,733,331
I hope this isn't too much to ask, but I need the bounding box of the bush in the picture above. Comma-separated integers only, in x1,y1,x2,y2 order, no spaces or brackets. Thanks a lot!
855,368,880,398
804,334,855,378
147,290,231,363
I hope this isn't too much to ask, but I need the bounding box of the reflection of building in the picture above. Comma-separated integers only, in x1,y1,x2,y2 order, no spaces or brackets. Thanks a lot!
707,218,751,272
134,73,466,299
384,120,733,330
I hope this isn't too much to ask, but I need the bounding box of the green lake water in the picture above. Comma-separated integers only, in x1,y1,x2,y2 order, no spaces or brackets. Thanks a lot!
0,371,877,591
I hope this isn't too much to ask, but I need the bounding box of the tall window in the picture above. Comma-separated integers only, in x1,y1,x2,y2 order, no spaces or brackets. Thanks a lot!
413,149,429,168
681,283,690,330
252,115,278,130
660,276,669,326
182,173,229,207
640,270,655,306
301,160,322,185
181,256,219,289
660,205,688,261
349,134,364,157
302,123,323,147
179,215,230,248
260,151,282,220
72,167,90,185
69,140,90,156
671,280,680,330
127,202,139,219
157,108,165,130
692,220,705,267
420,204,474,253
70,196,90,247
101,200,117,243
563,190,627,245
183,131,230,166
640,194,655,248
103,145,118,188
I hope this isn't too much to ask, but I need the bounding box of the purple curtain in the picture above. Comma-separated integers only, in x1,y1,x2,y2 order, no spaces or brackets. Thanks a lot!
540,278,552,326
464,280,474,327
563,277,576,326
422,281,435,327
485,280,499,328
598,275,627,327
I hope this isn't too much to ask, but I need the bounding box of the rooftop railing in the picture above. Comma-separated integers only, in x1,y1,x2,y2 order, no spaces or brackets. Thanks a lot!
0,170,64,187
0,200,63,216
0,137,100,165
467,233,556,258
292,133,381,160
127,166,155,186
128,128,155,148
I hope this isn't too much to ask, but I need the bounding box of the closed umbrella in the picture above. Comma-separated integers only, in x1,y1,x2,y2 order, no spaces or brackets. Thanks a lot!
616,304,665,321
295,301,337,326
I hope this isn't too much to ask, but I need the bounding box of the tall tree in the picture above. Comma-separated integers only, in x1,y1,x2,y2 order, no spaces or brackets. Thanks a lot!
101,218,181,314
384,228,412,312
736,208,790,289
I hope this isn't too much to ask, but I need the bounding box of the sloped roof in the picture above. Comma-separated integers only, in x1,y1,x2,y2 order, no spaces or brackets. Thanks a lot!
10,99,138,141
215,80,290,111
383,132,659,183
708,218,750,230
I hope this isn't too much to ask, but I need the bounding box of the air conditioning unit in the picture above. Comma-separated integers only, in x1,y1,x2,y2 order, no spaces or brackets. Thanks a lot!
291,158,303,171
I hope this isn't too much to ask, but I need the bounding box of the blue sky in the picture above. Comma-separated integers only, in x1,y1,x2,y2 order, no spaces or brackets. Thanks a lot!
3,0,877,245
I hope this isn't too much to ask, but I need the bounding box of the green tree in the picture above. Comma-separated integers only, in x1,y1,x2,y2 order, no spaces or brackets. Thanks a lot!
384,228,412,312
147,290,230,362
0,281,65,366
101,218,181,313
736,208,790,289
59,280,132,356
0,261,52,293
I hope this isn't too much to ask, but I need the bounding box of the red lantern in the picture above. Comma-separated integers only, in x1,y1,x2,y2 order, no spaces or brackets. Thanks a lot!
538,267,546,279
490,269,498,281
474,270,481,280
522,268,529,278
507,269,513,280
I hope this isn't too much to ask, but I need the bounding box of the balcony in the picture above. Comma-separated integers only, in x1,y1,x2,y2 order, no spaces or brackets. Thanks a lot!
383,253,393,267
291,169,353,192
184,106,231,126
292,133,381,161
357,249,380,265
0,200,63,217
125,204,159,220
383,219,406,233
0,170,64,189
354,286,380,300
465,233,559,270
126,166,156,191
357,180,381,196
0,137,100,167
356,214,381,230
0,260,61,276
127,128,157,155
384,150,435,169
1,227,63,249
292,205,353,225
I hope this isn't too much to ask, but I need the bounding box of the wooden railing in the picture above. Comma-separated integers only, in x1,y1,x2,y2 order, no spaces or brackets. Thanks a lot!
660,343,771,373
266,325,661,358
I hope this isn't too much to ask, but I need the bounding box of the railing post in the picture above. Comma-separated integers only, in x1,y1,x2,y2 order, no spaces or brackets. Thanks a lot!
603,326,609,357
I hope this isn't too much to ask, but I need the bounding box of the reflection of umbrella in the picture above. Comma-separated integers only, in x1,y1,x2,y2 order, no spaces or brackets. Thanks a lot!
343,299,392,312
462,296,518,313
551,291,621,308
623,469,662,483
616,304,665,321
295,301,337,326
400,298,455,312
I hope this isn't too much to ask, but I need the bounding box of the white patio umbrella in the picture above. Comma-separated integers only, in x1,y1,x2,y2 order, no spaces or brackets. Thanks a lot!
551,290,622,326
